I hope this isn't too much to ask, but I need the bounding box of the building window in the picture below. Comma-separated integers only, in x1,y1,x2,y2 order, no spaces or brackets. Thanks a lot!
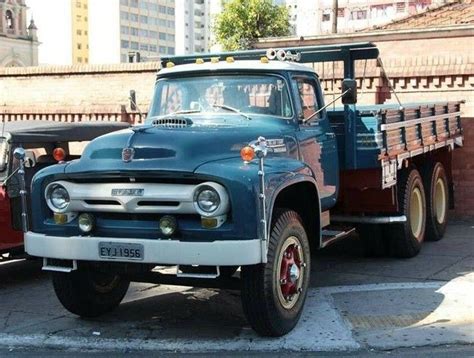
120,11,129,20
121,26,129,34
396,2,406,13
139,29,148,37
85,30,88,35
77,57,83,63
159,46,166,53
130,27,139,36
76,15,82,21
350,10,367,20
159,5,166,13
5,10,14,29
149,30,158,38
159,32,167,40
168,47,175,55
140,15,148,24
121,40,130,48
130,13,139,22
140,44,148,51
149,45,157,52
76,1,82,8
130,0,138,8
337,8,345,17
131,41,139,50
77,29,82,35
120,0,128,5
77,43,82,50
322,13,330,21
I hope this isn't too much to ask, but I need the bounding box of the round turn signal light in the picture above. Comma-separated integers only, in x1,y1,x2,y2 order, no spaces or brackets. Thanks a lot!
53,147,66,162
240,146,255,163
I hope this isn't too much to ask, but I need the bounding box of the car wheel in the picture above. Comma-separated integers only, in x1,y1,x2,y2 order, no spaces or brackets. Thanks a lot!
52,268,130,318
241,209,310,337
422,161,449,241
388,168,426,258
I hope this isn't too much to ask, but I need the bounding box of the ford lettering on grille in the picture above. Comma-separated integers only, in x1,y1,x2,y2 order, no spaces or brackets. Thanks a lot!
111,188,144,196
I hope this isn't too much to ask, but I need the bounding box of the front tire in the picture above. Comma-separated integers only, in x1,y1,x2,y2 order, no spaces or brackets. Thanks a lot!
52,268,130,318
388,168,426,258
241,209,310,337
422,162,449,241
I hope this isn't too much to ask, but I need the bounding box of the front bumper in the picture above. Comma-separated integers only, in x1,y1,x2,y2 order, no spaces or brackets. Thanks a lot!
24,232,262,266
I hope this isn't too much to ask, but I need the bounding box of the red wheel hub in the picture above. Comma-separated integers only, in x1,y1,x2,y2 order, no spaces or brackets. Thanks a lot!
279,244,301,297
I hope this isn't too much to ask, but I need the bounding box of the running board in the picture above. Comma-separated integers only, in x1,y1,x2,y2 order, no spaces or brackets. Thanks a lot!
321,227,356,248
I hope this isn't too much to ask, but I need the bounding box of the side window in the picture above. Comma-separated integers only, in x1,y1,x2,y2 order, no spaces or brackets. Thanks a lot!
295,78,320,121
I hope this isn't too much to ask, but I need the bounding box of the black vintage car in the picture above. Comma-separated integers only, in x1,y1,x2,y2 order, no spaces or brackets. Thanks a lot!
0,120,129,256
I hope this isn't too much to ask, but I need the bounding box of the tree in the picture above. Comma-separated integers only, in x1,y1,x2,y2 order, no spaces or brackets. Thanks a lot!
214,0,291,51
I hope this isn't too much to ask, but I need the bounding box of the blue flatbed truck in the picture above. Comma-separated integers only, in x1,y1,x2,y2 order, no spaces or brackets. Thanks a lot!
21,43,463,336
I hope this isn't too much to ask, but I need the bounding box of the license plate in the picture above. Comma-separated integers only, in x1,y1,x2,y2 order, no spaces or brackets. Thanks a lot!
98,242,144,261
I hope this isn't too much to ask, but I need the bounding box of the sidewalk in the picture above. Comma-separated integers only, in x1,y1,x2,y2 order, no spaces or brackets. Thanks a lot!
0,222,472,353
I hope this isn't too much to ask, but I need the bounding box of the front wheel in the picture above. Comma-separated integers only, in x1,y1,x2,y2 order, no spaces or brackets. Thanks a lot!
52,268,130,318
241,209,310,337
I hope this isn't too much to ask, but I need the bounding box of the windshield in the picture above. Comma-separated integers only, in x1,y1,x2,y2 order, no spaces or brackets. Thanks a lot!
149,74,293,119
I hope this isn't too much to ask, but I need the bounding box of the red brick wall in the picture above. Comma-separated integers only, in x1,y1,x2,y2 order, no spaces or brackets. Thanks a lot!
453,118,474,218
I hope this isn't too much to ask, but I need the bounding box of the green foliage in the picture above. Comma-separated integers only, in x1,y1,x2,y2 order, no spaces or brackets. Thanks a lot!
214,0,291,51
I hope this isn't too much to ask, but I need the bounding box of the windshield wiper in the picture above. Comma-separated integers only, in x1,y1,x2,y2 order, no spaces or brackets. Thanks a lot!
212,104,251,120
168,109,201,116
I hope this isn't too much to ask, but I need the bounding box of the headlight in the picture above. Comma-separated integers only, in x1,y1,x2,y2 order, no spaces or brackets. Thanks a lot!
192,182,230,217
46,184,70,212
195,187,220,213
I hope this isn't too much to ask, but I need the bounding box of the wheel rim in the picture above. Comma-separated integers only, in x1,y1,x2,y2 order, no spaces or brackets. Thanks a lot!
434,177,447,224
410,187,424,239
276,236,306,310
92,273,121,293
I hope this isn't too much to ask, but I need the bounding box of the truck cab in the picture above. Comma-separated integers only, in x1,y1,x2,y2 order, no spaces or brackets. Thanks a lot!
23,43,463,337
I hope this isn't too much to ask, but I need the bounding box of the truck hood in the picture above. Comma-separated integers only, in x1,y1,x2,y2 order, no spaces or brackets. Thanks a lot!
65,120,294,174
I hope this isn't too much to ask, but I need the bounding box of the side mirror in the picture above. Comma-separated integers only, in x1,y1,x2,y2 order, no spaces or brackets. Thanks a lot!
342,79,357,105
24,150,37,168
130,90,137,111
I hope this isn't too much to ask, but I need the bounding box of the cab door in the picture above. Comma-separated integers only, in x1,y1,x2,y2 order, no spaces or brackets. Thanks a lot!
292,74,339,211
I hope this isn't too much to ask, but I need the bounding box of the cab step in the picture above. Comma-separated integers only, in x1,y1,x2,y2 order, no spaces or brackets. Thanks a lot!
321,226,356,248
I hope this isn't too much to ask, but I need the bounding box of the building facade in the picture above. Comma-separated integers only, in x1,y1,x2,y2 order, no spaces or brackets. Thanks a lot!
283,0,448,37
27,0,175,65
72,0,89,64
0,0,38,66
175,0,217,55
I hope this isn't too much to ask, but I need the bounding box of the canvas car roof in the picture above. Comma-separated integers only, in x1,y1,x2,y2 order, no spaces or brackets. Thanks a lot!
0,121,130,144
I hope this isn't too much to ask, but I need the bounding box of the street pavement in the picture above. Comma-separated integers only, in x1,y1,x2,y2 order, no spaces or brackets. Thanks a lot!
0,221,472,355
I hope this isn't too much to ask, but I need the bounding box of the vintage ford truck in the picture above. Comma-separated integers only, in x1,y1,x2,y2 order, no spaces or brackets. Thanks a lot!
22,43,463,337
0,121,128,257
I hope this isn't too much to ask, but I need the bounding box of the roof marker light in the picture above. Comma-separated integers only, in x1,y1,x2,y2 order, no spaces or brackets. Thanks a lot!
211,57,219,63
260,56,269,64
166,62,175,68
196,58,204,64
226,56,234,63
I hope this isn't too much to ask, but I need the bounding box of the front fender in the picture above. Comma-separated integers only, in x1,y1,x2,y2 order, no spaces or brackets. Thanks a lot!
196,157,321,241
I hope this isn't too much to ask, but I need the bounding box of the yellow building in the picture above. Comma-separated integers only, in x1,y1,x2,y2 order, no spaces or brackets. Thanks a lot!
71,0,89,64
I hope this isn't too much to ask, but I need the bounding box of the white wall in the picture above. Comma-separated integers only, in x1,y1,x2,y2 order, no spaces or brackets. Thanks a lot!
88,0,121,64
26,0,72,65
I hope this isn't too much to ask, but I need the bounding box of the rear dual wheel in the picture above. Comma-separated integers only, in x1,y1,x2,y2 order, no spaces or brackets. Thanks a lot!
423,162,449,241
388,168,426,258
